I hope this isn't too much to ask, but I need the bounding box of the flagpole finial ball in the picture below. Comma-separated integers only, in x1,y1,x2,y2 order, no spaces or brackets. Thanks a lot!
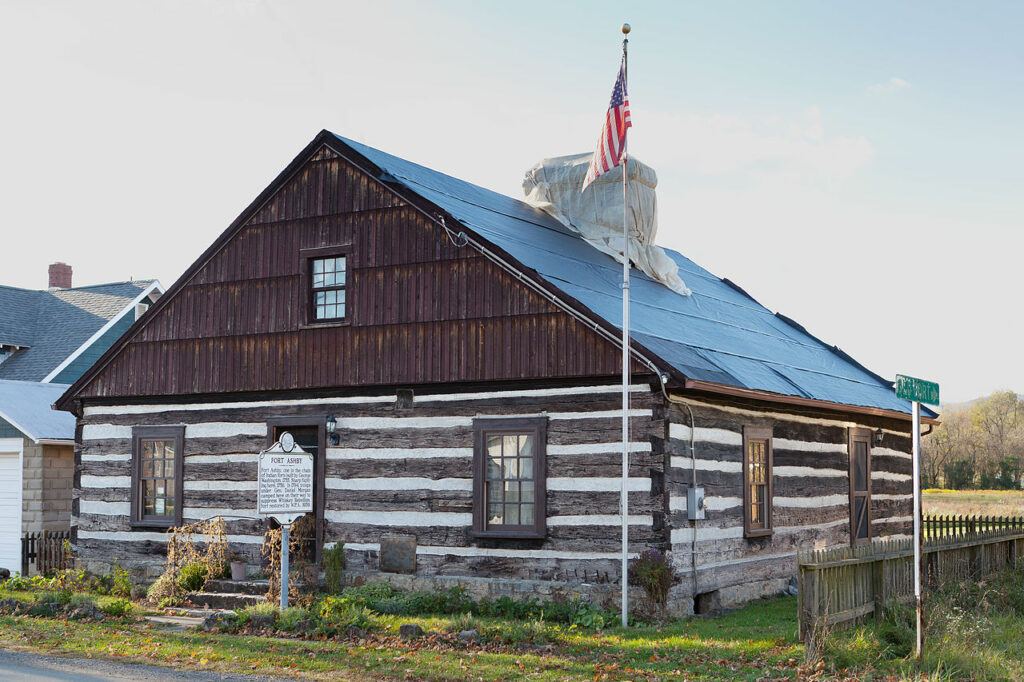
621,23,631,35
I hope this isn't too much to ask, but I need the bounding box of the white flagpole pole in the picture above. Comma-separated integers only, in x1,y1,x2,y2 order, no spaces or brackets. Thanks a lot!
912,400,923,659
620,22,631,629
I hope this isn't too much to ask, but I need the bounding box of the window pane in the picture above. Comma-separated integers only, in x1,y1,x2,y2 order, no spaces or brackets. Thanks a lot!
518,434,534,458
854,441,868,491
487,502,503,524
504,503,520,525
313,259,324,274
504,480,520,502
520,480,534,503
520,503,534,524
315,291,327,305
486,479,504,506
503,435,518,457
504,457,519,479
520,456,533,480
487,435,502,457
144,480,155,514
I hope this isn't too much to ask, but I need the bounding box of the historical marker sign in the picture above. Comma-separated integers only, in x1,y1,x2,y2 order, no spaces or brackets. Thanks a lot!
257,435,314,610
257,441,314,519
895,374,940,406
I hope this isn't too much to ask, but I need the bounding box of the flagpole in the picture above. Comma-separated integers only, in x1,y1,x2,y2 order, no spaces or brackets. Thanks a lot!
619,21,631,629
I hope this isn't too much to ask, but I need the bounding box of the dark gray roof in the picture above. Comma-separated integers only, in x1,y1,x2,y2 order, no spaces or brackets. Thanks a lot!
0,281,154,381
335,133,929,417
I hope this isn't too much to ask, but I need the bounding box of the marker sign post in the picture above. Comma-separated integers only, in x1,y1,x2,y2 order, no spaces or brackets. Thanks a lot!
895,374,940,661
257,432,313,609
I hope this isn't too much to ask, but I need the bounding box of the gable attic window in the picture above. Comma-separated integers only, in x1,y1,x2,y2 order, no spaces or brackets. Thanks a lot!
472,417,547,539
310,255,347,321
742,426,773,538
0,345,16,366
130,426,184,528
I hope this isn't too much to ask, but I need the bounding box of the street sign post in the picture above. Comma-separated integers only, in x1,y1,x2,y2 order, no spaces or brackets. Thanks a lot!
895,374,939,661
257,433,313,609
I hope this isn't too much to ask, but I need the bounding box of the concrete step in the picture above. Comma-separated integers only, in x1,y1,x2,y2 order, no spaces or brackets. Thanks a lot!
204,579,270,596
187,592,266,610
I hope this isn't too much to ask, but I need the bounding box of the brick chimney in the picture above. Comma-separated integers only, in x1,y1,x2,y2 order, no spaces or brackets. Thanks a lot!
48,262,73,289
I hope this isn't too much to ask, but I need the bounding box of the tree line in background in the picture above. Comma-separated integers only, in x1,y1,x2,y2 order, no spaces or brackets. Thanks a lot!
922,390,1024,489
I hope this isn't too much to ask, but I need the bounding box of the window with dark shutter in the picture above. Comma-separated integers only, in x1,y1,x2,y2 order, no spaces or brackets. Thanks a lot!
472,417,547,539
131,426,184,528
743,426,773,538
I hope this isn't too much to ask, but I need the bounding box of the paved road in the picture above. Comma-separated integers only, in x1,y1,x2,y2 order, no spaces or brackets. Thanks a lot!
0,649,290,681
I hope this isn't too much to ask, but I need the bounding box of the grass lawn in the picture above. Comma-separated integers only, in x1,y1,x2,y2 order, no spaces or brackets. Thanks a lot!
924,488,1024,517
0,595,804,681
5,573,1024,680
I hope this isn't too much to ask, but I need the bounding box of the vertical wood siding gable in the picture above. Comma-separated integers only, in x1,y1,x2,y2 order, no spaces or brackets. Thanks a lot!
75,151,636,399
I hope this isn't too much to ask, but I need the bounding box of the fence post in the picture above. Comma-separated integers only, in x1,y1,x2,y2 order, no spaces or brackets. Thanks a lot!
799,565,819,647
871,558,887,618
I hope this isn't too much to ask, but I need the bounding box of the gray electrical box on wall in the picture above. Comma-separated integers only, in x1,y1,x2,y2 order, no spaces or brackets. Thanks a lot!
687,486,706,521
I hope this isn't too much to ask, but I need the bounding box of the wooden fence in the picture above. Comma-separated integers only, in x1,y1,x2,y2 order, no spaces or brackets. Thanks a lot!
798,518,1024,644
21,530,72,576
924,514,1024,539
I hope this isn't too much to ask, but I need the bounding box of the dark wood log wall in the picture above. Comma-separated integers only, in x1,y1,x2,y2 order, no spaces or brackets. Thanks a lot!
75,385,667,581
72,145,638,401
666,397,914,600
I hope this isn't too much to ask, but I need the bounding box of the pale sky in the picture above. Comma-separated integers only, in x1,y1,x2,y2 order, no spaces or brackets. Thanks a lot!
1,1,1021,403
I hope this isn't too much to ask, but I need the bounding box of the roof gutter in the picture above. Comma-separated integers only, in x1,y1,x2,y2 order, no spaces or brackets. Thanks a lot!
681,379,941,425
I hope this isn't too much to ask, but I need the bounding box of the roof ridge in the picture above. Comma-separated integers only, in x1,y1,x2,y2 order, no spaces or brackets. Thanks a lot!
0,279,153,294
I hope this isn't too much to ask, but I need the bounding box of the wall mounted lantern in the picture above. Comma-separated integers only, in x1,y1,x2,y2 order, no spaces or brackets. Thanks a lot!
327,415,340,446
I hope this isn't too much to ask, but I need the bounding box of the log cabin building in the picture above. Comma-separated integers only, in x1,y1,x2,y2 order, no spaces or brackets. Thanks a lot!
56,131,936,612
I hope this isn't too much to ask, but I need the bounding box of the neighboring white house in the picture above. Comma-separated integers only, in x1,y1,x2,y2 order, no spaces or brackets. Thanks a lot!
0,264,162,574
0,381,75,573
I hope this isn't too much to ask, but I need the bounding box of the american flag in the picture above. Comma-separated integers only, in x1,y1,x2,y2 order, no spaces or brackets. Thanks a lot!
582,57,632,191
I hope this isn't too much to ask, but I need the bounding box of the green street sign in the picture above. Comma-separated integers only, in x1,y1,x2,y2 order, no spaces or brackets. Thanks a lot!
895,374,940,406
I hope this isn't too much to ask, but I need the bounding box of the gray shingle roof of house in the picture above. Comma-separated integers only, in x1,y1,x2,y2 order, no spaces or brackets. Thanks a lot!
0,281,153,381
0,379,74,441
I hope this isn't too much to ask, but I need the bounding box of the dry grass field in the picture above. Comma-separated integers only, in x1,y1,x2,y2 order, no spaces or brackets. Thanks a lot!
923,488,1024,517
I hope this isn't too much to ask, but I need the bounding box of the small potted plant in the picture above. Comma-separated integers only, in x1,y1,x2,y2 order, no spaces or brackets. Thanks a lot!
229,553,248,582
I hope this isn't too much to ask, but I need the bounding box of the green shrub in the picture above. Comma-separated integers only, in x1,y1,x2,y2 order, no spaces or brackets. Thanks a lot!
337,581,397,608
176,562,209,593
35,589,73,607
323,544,345,595
277,606,312,632
316,596,374,633
372,586,473,616
237,602,279,628
1,574,32,591
99,597,134,618
109,564,132,598
476,595,542,620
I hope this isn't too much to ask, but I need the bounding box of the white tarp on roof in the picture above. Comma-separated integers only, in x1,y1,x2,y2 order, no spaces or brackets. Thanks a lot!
522,153,690,296
0,380,74,442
